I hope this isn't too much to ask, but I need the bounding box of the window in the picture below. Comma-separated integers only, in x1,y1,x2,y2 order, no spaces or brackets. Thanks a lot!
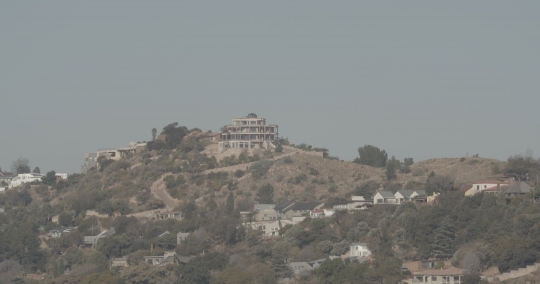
442,276,450,284
453,276,461,284
431,276,437,281
484,185,487,189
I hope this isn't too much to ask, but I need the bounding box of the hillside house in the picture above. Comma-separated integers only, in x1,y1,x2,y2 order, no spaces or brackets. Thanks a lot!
84,227,115,246
334,196,372,211
159,211,182,219
177,232,190,244
284,202,324,219
219,114,278,152
96,142,147,162
373,191,397,204
502,181,532,202
243,219,293,236
349,243,372,257
310,208,335,218
411,267,465,284
50,227,75,239
112,257,128,268
255,208,279,221
144,251,178,266
254,204,275,211
288,259,326,275
466,179,508,196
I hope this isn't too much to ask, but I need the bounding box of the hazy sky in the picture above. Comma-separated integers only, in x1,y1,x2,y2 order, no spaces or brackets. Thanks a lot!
1,0,539,174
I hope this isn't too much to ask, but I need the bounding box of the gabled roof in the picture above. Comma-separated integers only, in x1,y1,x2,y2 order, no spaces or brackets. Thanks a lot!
375,191,395,198
396,190,415,198
289,202,323,211
275,200,295,212
414,190,426,196
503,181,532,194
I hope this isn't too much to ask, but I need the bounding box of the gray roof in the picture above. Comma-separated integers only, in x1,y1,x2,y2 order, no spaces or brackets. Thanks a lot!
289,202,323,211
275,200,296,212
376,191,395,198
504,182,532,194
254,204,275,211
396,190,415,198
414,190,426,196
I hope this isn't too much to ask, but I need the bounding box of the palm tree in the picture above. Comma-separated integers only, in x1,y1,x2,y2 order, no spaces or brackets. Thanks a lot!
152,128,157,141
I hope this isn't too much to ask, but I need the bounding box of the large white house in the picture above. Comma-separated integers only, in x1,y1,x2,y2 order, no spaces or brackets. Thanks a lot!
373,191,397,204
9,173,44,188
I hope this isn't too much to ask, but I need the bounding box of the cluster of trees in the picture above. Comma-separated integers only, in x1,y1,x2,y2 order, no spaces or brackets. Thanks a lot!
354,145,414,180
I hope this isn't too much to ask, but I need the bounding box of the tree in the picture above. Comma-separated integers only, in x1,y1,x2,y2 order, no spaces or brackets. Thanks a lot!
250,160,273,179
32,167,40,174
386,156,399,180
11,157,30,174
431,216,454,259
258,183,274,204
226,193,234,215
96,235,131,259
58,212,73,227
161,122,188,148
404,158,414,166
152,128,157,141
42,171,57,186
275,144,283,153
461,274,481,284
182,201,198,220
426,174,455,195
354,145,388,167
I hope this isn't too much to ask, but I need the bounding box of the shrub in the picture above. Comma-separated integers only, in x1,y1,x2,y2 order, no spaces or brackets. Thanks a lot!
250,160,273,179
234,170,245,178
309,168,319,176
283,156,293,164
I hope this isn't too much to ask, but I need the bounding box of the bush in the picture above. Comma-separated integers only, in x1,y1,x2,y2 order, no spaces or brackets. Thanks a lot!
234,170,245,178
309,168,319,176
283,156,293,164
250,160,273,179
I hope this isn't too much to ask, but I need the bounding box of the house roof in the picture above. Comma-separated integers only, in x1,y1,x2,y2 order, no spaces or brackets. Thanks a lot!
414,190,426,196
396,190,415,198
482,185,508,192
275,200,295,211
474,179,506,184
290,202,323,211
503,181,532,194
254,204,275,211
350,242,368,246
376,191,395,198
414,267,465,276
311,209,324,213
458,184,472,192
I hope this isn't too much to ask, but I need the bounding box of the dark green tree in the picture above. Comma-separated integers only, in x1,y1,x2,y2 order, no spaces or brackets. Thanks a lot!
431,216,455,259
386,156,399,180
354,145,388,167
161,122,188,148
58,212,73,227
152,128,157,141
275,144,283,153
226,192,234,215
258,183,274,204
32,167,40,174
42,171,57,186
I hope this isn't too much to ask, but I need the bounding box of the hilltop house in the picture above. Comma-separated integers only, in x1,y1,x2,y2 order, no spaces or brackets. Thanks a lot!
9,173,45,188
219,114,278,152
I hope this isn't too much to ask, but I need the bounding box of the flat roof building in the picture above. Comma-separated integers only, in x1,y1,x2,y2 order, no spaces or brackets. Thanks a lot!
219,113,278,152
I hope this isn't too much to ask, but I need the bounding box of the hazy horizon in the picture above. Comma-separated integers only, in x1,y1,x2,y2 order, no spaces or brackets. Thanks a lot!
2,0,539,174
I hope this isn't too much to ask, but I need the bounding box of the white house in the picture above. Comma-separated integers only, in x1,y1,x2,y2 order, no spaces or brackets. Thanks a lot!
9,173,44,188
55,173,68,179
373,191,396,204
349,243,372,257
50,227,75,239
466,179,508,196
84,227,115,245
395,190,415,204
412,267,465,284
177,232,190,245
243,219,293,236
310,208,334,218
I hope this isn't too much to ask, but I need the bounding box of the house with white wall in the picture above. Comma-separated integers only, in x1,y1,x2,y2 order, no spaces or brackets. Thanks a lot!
9,173,44,188
466,179,508,196
349,243,372,257
243,219,293,236
373,191,396,204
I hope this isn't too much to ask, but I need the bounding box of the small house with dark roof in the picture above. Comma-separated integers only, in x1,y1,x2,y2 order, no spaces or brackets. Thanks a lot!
395,190,415,204
373,191,396,204
284,202,324,218
502,181,531,201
